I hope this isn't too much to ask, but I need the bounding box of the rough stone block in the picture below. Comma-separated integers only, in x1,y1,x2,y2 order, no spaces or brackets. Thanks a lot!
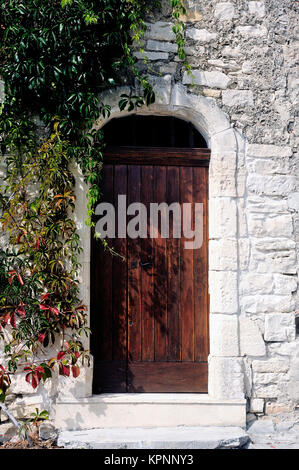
273,274,297,295
209,170,237,197
247,144,292,158
147,40,178,53
222,46,243,58
209,239,238,271
146,74,172,105
265,402,293,415
222,90,254,107
209,357,245,399
248,213,293,238
134,51,169,61
209,151,237,173
247,195,289,214
159,63,177,75
183,70,230,89
247,157,290,175
241,295,295,314
249,240,297,276
247,175,296,196
253,384,279,399
288,355,299,401
186,28,218,42
209,271,238,313
264,314,296,342
180,5,203,22
210,314,239,356
208,59,240,71
209,198,237,238
248,1,265,17
240,317,266,356
250,398,264,413
214,3,235,21
268,342,297,357
253,372,285,385
240,273,274,295
201,88,222,98
145,22,176,41
252,359,289,373
288,192,299,212
236,26,268,37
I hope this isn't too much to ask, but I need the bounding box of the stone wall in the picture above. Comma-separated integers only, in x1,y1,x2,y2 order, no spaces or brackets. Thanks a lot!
132,0,299,420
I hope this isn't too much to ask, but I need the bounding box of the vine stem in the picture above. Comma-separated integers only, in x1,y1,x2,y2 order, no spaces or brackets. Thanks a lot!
0,402,31,443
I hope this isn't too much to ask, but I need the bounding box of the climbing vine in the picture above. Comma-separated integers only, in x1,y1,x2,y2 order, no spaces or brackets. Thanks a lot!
0,0,187,408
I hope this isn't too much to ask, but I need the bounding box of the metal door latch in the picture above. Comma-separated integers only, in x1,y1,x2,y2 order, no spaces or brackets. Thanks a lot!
139,260,153,269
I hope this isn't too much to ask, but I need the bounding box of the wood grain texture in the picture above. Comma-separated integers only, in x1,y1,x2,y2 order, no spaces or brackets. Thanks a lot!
104,147,210,167
91,148,209,393
127,362,208,393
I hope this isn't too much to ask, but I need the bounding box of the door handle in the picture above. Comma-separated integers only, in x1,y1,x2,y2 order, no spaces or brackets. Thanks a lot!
139,260,153,269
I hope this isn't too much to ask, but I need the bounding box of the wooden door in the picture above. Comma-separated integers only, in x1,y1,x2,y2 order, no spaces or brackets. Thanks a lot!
91,147,210,393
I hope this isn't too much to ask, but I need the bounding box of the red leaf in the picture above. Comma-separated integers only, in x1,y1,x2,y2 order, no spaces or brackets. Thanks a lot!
72,365,80,378
17,273,24,286
39,304,49,311
31,373,38,389
57,351,66,361
35,366,45,374
25,373,31,384
60,364,70,377
62,365,70,377
16,304,26,318
10,312,16,328
38,333,46,344
42,293,50,302
8,271,16,285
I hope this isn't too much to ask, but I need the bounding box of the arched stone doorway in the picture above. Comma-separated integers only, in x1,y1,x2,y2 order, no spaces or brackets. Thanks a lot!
57,82,247,429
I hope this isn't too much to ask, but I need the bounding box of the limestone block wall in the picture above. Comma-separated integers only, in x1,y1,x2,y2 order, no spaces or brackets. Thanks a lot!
132,0,299,418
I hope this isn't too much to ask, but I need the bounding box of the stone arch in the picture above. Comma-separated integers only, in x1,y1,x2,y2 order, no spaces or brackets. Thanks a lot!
73,78,247,402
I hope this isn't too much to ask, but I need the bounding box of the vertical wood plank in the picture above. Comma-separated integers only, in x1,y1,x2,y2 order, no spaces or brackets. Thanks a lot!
112,165,127,363
153,166,168,361
140,165,154,361
127,165,142,362
180,166,194,362
193,166,209,362
166,166,181,361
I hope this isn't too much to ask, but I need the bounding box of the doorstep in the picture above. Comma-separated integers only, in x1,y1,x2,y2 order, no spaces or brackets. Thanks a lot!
54,394,246,431
57,425,250,449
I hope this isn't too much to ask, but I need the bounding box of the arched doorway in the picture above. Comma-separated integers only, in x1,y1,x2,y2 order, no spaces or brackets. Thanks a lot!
90,115,210,393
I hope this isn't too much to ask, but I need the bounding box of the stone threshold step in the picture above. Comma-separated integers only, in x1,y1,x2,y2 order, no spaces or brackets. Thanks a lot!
55,394,246,429
57,426,250,449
